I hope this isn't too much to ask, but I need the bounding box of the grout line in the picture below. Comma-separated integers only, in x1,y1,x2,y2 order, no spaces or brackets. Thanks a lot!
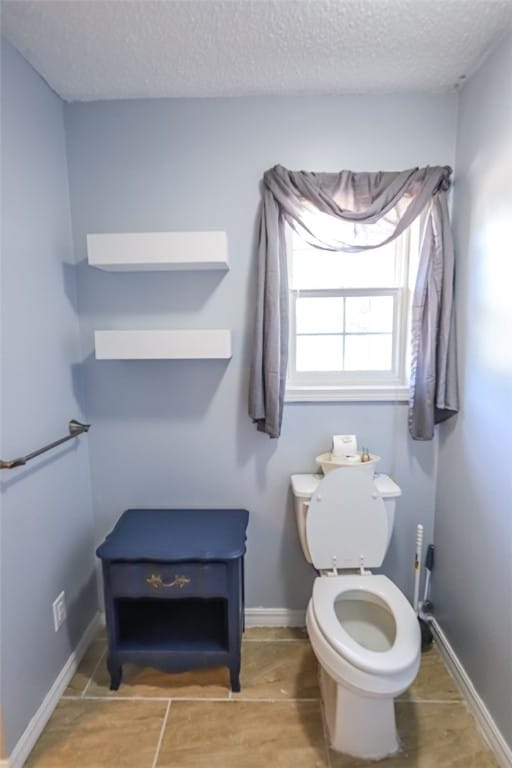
61,694,174,702
152,699,171,768
200,696,321,703
242,638,308,643
167,695,233,702
63,690,462,705
397,698,465,705
62,691,459,705
61,693,321,703
81,647,107,698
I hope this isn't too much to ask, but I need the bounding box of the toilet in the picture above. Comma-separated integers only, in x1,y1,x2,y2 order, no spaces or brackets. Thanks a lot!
291,468,421,759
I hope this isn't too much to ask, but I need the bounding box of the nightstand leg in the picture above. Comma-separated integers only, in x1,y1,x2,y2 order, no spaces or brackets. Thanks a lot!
107,655,122,690
230,662,241,693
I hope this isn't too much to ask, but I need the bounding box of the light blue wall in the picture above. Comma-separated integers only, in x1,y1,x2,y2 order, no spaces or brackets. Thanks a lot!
434,34,512,748
64,94,457,610
0,40,96,754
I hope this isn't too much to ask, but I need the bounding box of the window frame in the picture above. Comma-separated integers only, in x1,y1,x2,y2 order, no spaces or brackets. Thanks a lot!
285,225,417,403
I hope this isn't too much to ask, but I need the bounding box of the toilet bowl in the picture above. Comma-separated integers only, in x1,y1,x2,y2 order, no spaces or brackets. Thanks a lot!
291,468,421,759
307,574,420,758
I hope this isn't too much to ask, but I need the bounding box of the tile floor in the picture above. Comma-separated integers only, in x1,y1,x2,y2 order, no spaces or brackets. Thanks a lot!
26,627,499,767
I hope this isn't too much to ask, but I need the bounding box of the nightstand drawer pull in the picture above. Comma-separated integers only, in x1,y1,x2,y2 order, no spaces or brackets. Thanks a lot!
146,573,191,589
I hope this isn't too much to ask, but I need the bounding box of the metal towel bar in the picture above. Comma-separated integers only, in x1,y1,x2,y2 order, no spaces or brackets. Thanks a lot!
0,419,90,470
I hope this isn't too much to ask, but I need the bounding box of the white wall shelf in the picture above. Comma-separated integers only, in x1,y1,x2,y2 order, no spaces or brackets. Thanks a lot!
87,231,229,271
94,330,232,360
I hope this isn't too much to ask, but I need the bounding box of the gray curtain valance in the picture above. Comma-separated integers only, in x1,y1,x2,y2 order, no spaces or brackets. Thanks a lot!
249,164,458,439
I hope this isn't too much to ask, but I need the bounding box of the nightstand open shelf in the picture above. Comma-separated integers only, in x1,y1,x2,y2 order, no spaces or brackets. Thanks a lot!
115,597,229,651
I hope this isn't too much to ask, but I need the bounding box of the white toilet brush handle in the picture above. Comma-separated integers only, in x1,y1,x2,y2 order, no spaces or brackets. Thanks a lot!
413,524,423,613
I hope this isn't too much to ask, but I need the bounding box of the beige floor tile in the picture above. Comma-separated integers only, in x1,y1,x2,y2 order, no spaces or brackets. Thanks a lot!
235,639,320,699
24,629,502,768
25,699,167,767
399,645,462,702
243,626,308,640
87,658,231,698
329,702,499,767
64,639,106,696
156,700,328,767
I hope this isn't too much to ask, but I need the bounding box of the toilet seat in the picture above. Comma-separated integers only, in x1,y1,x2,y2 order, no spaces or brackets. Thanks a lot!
312,574,420,676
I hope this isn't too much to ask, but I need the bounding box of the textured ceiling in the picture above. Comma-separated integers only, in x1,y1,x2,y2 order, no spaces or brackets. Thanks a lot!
2,0,512,101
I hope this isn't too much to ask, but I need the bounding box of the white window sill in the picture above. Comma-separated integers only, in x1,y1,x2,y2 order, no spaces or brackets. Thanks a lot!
285,385,409,403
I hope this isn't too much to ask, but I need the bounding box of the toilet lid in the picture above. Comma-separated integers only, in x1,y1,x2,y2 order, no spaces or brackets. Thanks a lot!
306,468,388,570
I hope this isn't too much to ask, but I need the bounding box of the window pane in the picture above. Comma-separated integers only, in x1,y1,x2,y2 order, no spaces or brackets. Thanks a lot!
345,296,394,333
296,335,343,371
291,245,398,290
344,334,393,371
296,297,344,334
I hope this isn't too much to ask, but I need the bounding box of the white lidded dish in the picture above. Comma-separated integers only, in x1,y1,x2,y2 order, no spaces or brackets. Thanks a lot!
316,452,381,475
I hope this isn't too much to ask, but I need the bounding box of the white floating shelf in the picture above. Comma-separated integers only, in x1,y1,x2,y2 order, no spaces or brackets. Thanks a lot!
87,231,229,271
94,330,232,360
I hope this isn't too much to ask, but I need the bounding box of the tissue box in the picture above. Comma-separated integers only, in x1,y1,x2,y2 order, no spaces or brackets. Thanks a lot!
332,434,358,457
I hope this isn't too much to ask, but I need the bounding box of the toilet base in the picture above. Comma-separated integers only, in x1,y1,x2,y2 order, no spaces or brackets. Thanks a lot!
320,666,399,759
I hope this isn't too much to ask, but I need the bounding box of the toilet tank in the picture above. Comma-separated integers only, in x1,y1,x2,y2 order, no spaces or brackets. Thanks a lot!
291,472,401,565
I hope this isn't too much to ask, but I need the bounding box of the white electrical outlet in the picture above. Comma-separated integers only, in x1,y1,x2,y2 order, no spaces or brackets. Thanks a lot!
52,591,66,632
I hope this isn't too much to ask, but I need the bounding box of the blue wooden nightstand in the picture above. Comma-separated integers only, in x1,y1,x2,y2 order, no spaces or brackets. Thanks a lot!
96,508,249,692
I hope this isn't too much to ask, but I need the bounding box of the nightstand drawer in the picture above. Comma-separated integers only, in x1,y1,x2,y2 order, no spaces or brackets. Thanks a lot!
109,561,227,598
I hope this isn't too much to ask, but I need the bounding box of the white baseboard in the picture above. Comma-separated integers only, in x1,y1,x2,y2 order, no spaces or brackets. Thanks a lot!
244,608,305,627
431,619,512,768
7,612,101,768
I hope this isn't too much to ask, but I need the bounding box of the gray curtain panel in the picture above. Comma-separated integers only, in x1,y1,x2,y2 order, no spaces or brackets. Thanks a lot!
248,164,458,439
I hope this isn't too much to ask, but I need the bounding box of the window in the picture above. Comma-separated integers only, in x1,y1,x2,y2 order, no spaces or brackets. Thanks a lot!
286,220,420,401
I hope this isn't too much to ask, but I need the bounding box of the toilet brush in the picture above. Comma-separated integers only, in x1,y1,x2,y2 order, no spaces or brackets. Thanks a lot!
414,525,433,651
413,524,423,614
421,544,435,616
